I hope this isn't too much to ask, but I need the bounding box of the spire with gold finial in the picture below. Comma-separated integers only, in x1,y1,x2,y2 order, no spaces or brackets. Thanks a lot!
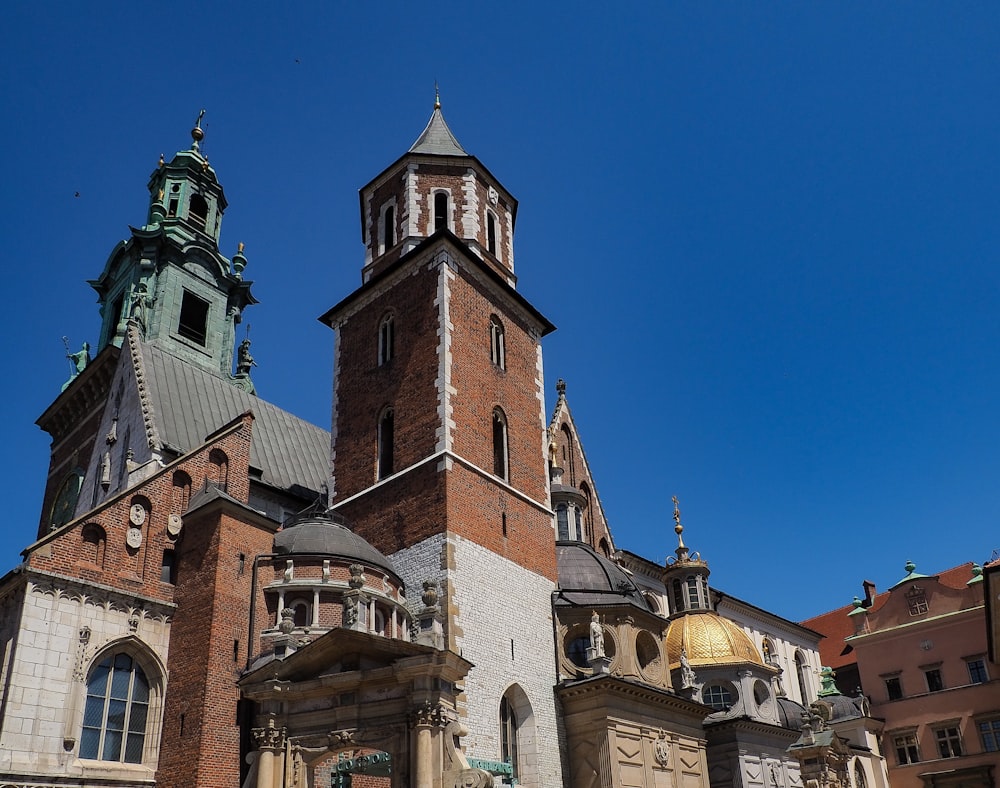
434,81,441,110
672,495,691,562
190,108,206,152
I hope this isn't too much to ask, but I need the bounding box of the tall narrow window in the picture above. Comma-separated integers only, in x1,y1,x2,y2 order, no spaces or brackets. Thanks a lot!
492,408,508,481
499,695,519,780
434,192,448,231
556,504,569,541
160,550,177,584
795,652,810,702
573,507,584,541
177,290,209,345
382,205,395,252
80,652,151,763
489,316,505,370
378,314,394,366
189,194,209,230
378,408,394,479
854,763,868,788
487,212,497,254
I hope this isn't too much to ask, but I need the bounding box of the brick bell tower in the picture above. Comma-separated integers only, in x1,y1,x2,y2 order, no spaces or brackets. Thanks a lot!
320,96,564,784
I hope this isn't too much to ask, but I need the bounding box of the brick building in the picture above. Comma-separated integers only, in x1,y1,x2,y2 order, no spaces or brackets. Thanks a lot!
0,104,886,788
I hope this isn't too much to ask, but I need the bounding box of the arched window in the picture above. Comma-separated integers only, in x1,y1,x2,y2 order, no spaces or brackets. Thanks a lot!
80,651,151,763
378,408,394,480
672,580,684,614
598,537,610,558
378,314,394,366
487,211,497,255
171,471,191,513
81,524,107,567
560,424,574,482
500,695,519,780
160,550,177,584
289,599,310,627
382,204,395,252
579,481,593,538
795,651,810,703
208,449,229,490
434,191,449,232
556,504,569,541
489,316,505,370
854,761,868,788
762,637,776,665
492,408,508,481
189,194,209,229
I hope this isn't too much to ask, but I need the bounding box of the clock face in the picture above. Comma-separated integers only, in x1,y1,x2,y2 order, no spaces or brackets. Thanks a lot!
129,503,147,526
50,471,83,530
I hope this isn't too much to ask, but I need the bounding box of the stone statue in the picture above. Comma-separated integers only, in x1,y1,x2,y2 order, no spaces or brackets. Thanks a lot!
68,341,91,374
680,646,696,689
129,284,151,331
236,337,256,376
589,611,605,658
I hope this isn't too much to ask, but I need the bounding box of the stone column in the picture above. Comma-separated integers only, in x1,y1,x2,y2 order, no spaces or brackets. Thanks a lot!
253,724,287,788
410,703,446,788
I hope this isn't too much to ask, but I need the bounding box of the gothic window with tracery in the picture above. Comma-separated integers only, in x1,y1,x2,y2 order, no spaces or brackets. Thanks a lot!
80,652,151,763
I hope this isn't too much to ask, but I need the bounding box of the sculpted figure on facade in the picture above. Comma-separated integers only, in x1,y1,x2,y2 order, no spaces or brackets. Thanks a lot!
589,610,605,657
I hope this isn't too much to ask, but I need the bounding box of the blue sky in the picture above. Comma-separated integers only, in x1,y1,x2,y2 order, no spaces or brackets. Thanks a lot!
2,3,998,622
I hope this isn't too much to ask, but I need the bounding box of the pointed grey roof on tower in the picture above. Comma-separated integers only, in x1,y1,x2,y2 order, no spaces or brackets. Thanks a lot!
408,107,468,156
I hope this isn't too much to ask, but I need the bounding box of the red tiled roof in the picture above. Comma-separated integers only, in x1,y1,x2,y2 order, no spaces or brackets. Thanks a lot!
800,562,975,670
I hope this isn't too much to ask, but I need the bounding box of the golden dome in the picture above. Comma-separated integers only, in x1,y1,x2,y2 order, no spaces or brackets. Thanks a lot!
666,612,764,669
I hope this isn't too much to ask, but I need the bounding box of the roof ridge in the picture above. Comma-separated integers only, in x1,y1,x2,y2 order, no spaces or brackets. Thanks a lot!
127,323,161,451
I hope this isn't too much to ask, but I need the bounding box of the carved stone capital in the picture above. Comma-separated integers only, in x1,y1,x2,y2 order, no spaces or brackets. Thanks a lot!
252,725,287,751
410,701,448,729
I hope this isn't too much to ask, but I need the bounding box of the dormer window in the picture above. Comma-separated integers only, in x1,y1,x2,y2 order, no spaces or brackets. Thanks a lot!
906,586,928,616
378,313,394,366
490,316,505,370
434,192,449,232
178,290,209,345
189,194,209,230
556,503,585,541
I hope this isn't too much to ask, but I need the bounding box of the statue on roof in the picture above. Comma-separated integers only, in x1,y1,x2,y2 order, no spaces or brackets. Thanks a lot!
236,337,257,376
62,339,91,391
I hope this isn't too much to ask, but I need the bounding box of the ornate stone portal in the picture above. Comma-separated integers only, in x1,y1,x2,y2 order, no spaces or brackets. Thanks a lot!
239,628,493,788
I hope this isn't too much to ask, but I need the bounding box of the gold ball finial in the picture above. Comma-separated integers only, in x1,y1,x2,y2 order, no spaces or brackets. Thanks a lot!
434,82,441,110
237,241,245,254
158,153,165,168
191,109,206,147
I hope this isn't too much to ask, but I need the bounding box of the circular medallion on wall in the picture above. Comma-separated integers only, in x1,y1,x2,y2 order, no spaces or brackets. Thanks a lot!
167,513,183,537
126,526,143,549
129,503,147,526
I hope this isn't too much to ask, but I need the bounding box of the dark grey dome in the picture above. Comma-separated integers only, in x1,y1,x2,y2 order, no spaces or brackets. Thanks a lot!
274,512,398,579
776,697,808,730
555,541,652,612
815,692,867,721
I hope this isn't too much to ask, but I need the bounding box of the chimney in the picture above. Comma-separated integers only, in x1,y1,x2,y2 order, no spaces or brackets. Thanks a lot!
862,580,876,608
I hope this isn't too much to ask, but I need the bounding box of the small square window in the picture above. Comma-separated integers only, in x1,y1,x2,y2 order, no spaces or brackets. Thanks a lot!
979,718,1000,752
893,733,919,765
178,291,209,345
925,668,944,692
967,658,988,684
884,676,903,701
934,726,962,758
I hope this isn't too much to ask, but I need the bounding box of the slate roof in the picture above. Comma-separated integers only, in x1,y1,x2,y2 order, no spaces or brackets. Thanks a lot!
139,343,330,496
274,511,398,579
408,107,468,156
555,541,653,612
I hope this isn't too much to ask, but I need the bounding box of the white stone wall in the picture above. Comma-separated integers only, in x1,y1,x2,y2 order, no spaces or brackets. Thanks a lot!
0,575,170,781
391,533,563,787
